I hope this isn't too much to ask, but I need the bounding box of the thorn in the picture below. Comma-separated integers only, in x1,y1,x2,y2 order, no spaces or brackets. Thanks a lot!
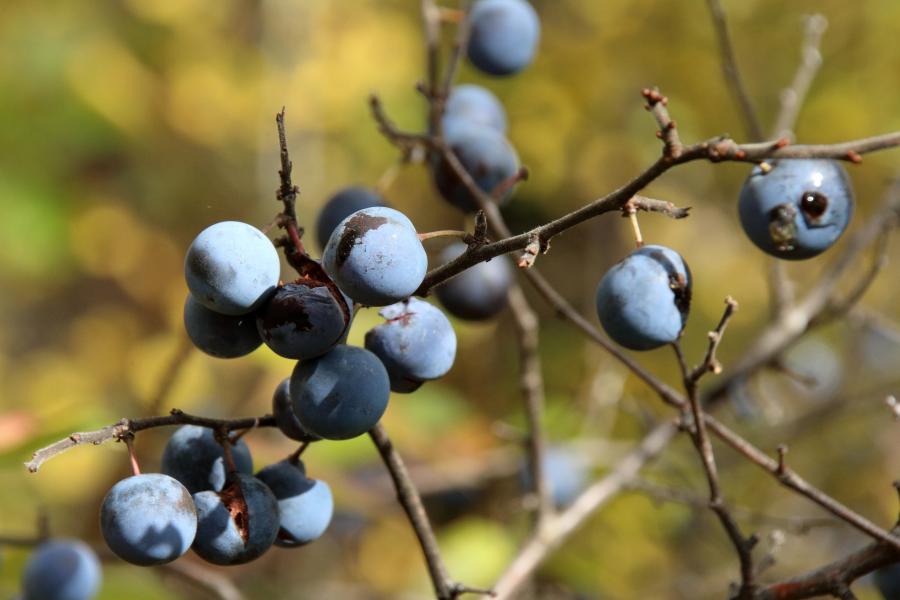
847,150,863,164
776,444,789,475
774,138,790,149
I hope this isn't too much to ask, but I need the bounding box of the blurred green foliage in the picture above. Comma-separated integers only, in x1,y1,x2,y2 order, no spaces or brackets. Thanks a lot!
1,1,899,598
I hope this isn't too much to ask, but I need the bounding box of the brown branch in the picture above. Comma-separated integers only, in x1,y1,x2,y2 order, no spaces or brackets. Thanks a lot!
704,413,900,553
642,87,683,159
507,284,552,525
25,409,276,473
421,0,442,135
675,335,757,598
629,194,691,219
371,84,900,596
274,109,310,269
705,0,764,140
368,423,490,600
753,527,900,600
439,1,471,103
690,296,739,381
404,126,900,294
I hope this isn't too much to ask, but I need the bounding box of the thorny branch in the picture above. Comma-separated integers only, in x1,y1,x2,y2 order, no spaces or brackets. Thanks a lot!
24,4,900,600
674,300,757,599
367,11,900,593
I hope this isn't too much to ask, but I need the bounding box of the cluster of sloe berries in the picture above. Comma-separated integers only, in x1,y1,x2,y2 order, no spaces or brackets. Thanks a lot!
92,199,467,572
73,6,551,577
99,425,333,568
17,2,867,597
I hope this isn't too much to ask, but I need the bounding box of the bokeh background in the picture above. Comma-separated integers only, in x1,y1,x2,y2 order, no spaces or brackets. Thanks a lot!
2,1,900,598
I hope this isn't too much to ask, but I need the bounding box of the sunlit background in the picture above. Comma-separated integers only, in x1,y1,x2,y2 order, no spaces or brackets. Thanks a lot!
2,1,900,598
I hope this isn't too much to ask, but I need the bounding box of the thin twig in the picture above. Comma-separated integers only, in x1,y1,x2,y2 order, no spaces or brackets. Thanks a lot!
753,527,900,600
771,14,829,141
705,0,764,140
675,340,757,599
643,87,683,159
275,109,308,267
629,194,691,219
368,423,488,600
26,410,276,473
690,296,739,381
704,413,900,552
491,422,679,599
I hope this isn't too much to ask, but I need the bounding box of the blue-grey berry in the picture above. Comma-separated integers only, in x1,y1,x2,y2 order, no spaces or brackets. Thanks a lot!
365,298,456,393
100,473,197,566
192,473,280,565
738,159,854,259
290,345,390,440
184,221,280,315
322,207,427,306
595,245,691,351
467,0,540,76
256,459,333,547
161,425,253,494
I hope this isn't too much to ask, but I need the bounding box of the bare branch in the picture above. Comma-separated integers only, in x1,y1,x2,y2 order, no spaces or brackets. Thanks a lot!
629,194,691,219
753,527,900,600
771,14,829,141
674,337,757,598
642,87,683,159
690,296,739,381
492,422,679,600
26,410,276,473
704,413,900,552
705,0,764,140
368,423,488,600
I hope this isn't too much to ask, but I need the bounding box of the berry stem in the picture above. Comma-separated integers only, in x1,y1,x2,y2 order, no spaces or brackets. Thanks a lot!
417,230,469,242
221,440,238,474
123,434,141,476
228,419,258,445
287,442,310,464
627,207,644,248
